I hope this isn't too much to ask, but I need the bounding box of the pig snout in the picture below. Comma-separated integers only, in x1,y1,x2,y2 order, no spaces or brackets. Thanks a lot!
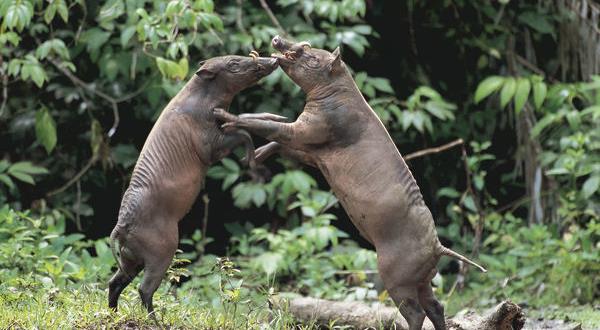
272,35,293,52
258,57,278,70
272,35,283,49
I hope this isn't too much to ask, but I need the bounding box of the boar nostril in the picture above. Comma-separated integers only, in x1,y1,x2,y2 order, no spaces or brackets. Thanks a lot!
272,35,281,47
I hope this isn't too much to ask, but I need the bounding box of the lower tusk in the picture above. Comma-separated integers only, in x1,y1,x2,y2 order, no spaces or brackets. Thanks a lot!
249,50,259,60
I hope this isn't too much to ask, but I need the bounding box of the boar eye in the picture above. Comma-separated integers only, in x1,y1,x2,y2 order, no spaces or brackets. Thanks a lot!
306,56,320,69
227,60,241,73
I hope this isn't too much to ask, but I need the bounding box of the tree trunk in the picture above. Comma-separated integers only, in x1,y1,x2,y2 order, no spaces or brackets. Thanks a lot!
271,295,526,330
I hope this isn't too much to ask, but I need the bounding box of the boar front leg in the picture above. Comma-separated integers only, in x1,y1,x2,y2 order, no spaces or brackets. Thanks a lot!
255,142,317,167
213,108,329,151
218,129,256,168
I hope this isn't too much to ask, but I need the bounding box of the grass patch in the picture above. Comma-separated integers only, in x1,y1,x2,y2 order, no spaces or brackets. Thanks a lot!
0,283,316,329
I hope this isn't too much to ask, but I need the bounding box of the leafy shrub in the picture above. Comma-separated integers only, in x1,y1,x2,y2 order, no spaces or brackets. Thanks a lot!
475,214,600,306
0,206,114,290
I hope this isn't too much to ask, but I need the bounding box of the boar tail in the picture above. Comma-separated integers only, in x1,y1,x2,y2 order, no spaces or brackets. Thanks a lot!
109,228,124,274
439,246,487,273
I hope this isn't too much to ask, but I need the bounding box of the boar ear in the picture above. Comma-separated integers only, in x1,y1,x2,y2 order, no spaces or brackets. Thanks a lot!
195,66,216,80
329,47,342,72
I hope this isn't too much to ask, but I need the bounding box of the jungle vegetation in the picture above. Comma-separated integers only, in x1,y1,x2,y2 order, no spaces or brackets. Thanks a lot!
0,0,599,328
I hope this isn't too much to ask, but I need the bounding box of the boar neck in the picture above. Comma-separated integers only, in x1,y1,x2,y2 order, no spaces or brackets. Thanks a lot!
305,71,364,110
173,76,235,121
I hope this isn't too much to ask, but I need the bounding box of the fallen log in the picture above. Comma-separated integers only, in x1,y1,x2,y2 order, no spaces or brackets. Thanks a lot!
271,295,526,329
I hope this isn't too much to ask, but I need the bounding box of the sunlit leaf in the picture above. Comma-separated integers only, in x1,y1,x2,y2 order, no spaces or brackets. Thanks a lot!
582,176,599,198
499,77,516,109
35,108,57,154
514,78,531,114
474,76,503,103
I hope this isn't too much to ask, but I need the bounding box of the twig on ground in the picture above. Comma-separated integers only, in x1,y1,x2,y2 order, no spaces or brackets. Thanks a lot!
258,0,287,36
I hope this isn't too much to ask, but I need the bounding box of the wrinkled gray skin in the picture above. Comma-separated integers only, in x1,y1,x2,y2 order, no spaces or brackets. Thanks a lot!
108,55,278,314
214,36,487,330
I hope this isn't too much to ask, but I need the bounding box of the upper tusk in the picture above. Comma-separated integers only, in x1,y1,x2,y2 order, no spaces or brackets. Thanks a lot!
298,41,311,50
249,50,259,60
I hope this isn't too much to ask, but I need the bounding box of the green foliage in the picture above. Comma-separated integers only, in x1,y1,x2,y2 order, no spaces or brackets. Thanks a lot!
0,206,114,287
476,74,600,213
1,0,599,324
475,214,600,306
0,160,48,196
35,107,57,154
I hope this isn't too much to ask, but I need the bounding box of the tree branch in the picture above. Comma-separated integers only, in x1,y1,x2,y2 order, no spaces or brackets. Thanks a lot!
0,72,7,119
258,0,287,36
46,154,98,197
49,58,120,137
404,139,464,161
512,53,558,83
236,0,249,35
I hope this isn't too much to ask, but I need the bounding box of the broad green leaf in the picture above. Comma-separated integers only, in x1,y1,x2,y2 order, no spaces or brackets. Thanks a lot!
35,108,57,154
518,12,554,36
9,171,35,185
499,77,516,108
206,166,228,179
82,28,111,52
369,77,394,94
514,78,531,114
120,25,136,47
354,72,367,89
580,105,600,119
0,31,20,46
44,1,57,23
29,65,47,87
474,76,504,103
251,187,266,207
111,144,139,168
0,174,15,190
176,57,189,80
222,173,239,190
531,114,557,137
462,195,477,212
0,160,9,173
437,187,460,198
582,176,599,198
8,161,48,175
412,111,425,132
254,252,283,275
221,158,240,173
57,0,68,23
546,168,569,175
532,80,547,109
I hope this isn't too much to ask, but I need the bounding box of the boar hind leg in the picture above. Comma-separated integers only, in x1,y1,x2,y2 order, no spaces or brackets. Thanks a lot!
418,283,446,330
137,224,179,314
387,285,426,330
108,255,142,310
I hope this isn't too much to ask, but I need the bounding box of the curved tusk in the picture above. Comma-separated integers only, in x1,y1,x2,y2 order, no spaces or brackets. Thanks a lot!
298,41,311,50
249,50,259,60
